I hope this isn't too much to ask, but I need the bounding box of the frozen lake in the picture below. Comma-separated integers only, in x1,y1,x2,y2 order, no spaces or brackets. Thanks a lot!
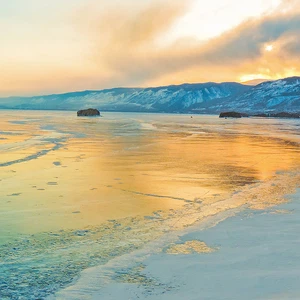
0,110,299,299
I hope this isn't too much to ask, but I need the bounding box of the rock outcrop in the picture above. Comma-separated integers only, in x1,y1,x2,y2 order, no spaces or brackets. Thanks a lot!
219,112,243,118
77,108,100,117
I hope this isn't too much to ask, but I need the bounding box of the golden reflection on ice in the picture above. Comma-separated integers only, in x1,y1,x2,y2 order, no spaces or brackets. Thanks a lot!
0,111,299,241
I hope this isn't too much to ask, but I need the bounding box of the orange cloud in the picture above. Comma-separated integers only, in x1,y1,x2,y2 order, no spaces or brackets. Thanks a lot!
72,0,300,87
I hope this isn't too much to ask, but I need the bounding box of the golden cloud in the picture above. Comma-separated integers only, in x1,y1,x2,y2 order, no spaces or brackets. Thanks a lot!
73,0,300,86
1,0,300,96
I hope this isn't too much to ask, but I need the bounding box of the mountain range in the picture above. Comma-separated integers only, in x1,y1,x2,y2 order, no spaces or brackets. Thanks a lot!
0,76,299,114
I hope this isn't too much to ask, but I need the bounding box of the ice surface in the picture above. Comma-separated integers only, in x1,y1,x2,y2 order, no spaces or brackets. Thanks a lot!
0,111,299,299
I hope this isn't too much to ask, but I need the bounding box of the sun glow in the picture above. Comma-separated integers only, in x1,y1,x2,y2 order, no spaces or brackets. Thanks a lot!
265,45,274,52
239,74,271,83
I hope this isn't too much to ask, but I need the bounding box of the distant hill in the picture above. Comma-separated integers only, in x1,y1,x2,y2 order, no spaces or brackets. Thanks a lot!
0,77,299,114
0,82,249,113
195,77,300,114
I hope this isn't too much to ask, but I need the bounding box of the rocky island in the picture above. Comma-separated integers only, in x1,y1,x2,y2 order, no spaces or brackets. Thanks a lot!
219,112,243,118
77,108,100,117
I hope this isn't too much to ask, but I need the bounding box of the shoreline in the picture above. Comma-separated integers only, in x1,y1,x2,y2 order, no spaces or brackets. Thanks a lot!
97,188,300,300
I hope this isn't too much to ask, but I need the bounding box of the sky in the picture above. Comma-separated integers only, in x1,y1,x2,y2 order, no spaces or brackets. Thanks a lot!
0,0,300,96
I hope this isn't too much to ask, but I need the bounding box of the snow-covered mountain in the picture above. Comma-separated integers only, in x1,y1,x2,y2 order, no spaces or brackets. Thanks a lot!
0,82,247,112
196,76,300,113
0,77,299,113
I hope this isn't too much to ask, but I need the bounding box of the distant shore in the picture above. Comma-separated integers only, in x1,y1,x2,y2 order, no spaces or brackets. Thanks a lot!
219,111,300,119
1,108,300,120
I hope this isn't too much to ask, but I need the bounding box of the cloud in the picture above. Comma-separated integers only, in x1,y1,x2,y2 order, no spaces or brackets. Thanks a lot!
73,0,192,81
195,10,300,63
76,0,300,86
1,0,300,96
